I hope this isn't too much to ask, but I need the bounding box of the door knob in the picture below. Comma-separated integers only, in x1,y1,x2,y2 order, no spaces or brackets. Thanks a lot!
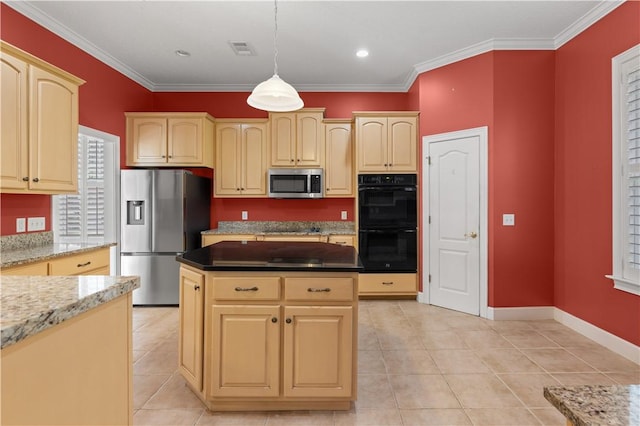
465,231,478,239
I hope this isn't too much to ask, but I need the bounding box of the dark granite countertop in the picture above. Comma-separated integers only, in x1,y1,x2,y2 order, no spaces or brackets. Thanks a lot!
177,241,363,272
544,384,640,426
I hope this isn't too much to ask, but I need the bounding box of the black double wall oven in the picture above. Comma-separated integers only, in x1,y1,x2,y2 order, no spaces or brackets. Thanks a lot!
358,174,417,273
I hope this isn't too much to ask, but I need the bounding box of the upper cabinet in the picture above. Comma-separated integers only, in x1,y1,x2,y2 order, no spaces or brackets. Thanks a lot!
126,112,214,168
269,108,324,167
354,112,419,173
1,41,84,194
324,120,354,197
215,120,268,197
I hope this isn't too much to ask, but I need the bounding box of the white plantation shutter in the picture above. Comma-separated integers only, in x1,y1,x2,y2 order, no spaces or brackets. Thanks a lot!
610,45,640,295
53,131,111,243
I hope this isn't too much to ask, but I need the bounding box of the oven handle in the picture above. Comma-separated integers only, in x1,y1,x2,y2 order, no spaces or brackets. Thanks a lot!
358,186,416,192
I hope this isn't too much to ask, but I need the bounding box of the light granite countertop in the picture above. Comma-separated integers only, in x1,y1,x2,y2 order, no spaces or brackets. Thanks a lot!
544,384,640,426
1,231,115,269
202,221,356,236
1,275,139,349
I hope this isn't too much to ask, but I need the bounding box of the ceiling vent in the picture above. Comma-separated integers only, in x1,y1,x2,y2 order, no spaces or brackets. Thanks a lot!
229,41,256,56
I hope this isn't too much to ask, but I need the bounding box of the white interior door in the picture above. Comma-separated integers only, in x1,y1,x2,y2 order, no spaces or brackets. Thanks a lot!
424,128,487,316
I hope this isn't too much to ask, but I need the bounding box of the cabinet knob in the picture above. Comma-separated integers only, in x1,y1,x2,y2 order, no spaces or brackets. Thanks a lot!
271,317,278,323
290,159,294,163
22,177,29,181
285,318,292,324
236,188,241,191
168,155,173,158
194,285,200,291
32,177,39,182
161,155,166,158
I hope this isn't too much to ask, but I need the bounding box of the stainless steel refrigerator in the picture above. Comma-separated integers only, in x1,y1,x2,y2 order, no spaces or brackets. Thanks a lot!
120,169,211,305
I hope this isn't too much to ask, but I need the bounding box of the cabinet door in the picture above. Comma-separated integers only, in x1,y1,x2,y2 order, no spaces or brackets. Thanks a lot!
296,112,323,167
0,52,28,191
283,306,353,398
209,305,280,397
270,113,296,166
387,117,417,172
128,117,167,165
168,118,203,165
356,117,387,172
324,123,353,196
179,267,204,392
215,124,242,195
241,123,268,195
29,65,78,192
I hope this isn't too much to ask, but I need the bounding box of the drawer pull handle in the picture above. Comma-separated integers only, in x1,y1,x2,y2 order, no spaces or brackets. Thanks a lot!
235,286,259,292
77,261,91,267
382,281,394,285
307,287,331,292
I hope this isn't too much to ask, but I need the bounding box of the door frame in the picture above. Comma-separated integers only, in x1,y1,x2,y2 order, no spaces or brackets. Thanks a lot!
419,126,489,318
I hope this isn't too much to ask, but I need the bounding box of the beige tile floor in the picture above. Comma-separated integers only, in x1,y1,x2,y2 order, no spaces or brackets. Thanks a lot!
132,300,639,425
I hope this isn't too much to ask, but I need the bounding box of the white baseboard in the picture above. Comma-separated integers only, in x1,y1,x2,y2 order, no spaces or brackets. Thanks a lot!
487,306,555,321
553,307,640,365
444,305,639,365
417,291,428,304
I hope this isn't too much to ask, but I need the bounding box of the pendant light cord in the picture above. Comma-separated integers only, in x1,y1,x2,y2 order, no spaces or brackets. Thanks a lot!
273,0,279,76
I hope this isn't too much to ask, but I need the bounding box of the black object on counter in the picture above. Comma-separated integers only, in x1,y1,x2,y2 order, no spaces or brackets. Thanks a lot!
177,241,363,272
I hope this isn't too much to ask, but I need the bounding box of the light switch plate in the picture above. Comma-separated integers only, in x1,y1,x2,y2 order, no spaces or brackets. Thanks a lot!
27,217,46,231
502,213,515,226
341,211,348,220
16,218,26,233
241,211,248,221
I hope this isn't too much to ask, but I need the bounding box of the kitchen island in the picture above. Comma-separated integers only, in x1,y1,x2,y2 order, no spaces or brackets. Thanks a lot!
176,241,362,411
1,274,139,425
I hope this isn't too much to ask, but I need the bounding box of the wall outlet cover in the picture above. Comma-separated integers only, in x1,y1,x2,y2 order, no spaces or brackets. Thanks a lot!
16,218,26,233
241,211,248,221
502,213,515,226
341,211,348,220
27,217,46,232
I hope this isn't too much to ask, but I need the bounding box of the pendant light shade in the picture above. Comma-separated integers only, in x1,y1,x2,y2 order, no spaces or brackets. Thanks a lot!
247,0,303,112
247,74,303,112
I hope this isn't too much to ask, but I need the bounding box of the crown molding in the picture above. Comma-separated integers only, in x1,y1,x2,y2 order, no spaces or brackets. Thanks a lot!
5,1,155,91
553,0,625,49
6,0,627,94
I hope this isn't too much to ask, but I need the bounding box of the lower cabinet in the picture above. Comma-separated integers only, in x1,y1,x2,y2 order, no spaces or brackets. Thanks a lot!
178,266,358,411
358,273,417,297
1,247,111,276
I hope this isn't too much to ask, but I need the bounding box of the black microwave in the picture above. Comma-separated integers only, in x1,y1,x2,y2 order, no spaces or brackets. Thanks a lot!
268,168,324,199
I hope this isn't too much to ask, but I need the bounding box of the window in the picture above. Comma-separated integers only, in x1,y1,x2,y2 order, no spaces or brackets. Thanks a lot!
608,44,640,296
52,126,118,246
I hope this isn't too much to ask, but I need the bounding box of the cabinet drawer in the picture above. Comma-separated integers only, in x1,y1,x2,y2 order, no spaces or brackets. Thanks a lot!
358,273,416,294
327,235,355,246
48,249,110,275
2,261,48,275
284,277,354,301
212,277,281,301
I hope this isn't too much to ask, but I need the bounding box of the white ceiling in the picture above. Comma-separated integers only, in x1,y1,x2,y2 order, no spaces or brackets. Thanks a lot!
6,1,623,92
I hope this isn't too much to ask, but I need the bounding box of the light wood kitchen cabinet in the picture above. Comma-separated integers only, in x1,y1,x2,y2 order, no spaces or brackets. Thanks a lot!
324,120,354,197
1,41,84,194
215,120,268,196
202,234,256,247
178,266,205,392
354,112,418,173
258,234,326,242
2,247,111,276
358,273,417,297
179,266,357,411
126,112,214,168
327,235,355,247
270,109,324,167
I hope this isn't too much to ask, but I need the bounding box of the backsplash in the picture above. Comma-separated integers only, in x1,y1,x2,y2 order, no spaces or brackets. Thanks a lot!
215,221,355,233
0,231,53,251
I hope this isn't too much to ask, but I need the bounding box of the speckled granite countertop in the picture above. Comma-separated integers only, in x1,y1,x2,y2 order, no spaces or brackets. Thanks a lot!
0,231,115,269
544,384,640,426
1,275,139,349
202,221,355,236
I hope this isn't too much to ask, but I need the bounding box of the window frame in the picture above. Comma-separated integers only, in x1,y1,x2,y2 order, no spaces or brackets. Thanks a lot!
608,44,640,296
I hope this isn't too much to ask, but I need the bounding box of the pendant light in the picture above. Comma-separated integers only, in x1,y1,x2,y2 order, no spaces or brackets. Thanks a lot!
247,0,304,112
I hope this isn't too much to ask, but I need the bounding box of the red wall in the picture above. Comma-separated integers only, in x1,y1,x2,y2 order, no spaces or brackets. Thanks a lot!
0,3,153,235
554,1,640,346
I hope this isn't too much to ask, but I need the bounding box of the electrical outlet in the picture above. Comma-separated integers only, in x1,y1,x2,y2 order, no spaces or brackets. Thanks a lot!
16,218,26,233
502,213,515,226
27,217,46,231
241,211,248,221
341,211,348,220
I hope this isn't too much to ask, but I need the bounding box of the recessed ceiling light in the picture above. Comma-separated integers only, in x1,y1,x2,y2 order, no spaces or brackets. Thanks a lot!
356,49,369,58
175,50,191,57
